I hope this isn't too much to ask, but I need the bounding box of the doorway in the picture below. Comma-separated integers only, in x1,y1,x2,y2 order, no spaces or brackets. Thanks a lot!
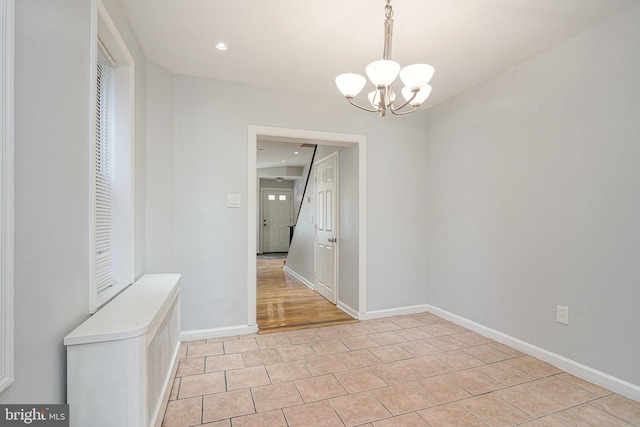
247,126,367,327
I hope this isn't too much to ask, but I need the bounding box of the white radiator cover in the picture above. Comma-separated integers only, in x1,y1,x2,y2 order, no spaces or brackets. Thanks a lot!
64,274,181,427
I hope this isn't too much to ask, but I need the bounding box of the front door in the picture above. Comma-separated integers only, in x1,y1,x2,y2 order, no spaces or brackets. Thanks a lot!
262,189,292,253
315,153,338,304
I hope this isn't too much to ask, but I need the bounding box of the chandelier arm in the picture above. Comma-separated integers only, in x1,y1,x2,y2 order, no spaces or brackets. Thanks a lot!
390,105,419,116
389,88,418,113
346,97,380,113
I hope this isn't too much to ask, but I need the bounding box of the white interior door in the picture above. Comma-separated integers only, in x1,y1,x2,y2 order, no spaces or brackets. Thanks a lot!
315,153,338,304
262,189,292,253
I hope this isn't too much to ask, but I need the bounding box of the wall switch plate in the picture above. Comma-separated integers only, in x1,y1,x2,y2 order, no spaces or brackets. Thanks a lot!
227,194,241,208
556,305,569,325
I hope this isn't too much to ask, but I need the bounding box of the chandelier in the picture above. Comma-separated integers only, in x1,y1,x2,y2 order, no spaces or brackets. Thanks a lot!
335,0,434,116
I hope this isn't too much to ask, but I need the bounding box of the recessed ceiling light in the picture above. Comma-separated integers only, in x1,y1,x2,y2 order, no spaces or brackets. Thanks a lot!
214,42,229,51
294,151,299,154
281,160,286,163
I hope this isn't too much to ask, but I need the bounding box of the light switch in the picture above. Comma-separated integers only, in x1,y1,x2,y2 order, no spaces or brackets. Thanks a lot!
227,194,241,208
310,214,313,223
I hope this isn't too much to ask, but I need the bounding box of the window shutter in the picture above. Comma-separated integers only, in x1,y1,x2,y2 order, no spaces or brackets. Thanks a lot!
95,44,114,293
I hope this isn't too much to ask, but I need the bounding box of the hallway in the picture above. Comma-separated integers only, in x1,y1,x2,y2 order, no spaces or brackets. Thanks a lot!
257,254,357,333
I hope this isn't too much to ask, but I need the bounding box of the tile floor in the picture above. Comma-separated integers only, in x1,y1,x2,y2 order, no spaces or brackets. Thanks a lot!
161,312,640,427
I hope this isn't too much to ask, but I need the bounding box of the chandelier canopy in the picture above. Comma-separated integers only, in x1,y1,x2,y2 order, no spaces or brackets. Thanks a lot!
335,0,434,116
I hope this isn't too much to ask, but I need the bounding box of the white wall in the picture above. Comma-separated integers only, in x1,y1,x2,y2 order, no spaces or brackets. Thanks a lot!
426,4,640,388
0,0,147,404
151,74,430,333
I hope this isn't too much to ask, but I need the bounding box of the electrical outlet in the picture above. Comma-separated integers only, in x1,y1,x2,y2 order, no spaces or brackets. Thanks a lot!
556,305,569,325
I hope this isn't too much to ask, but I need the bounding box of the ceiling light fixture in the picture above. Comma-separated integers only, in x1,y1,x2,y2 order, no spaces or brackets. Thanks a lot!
214,42,228,51
335,0,434,117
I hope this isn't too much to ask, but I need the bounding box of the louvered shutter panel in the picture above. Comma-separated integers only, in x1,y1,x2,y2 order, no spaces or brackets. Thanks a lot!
95,44,114,292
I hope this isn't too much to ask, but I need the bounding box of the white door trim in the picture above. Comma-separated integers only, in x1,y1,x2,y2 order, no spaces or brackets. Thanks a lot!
247,126,367,327
0,0,14,393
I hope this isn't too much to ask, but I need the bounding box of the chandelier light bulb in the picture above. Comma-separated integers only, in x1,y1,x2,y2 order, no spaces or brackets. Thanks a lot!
402,85,432,106
399,64,435,89
335,73,367,98
365,60,401,87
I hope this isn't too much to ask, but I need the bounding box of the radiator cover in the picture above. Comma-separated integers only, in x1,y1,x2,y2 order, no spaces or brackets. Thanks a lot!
64,274,181,427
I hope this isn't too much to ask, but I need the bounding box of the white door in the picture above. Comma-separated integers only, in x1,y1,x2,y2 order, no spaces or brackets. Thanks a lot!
262,189,293,253
315,153,338,304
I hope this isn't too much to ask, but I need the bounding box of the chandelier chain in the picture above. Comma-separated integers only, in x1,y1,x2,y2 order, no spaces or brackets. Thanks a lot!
385,3,394,19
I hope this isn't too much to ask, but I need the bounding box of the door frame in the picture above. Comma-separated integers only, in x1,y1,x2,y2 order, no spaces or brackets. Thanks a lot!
247,126,367,325
259,187,293,254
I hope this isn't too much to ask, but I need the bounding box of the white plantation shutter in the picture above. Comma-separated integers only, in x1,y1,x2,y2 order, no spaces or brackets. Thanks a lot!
94,43,115,293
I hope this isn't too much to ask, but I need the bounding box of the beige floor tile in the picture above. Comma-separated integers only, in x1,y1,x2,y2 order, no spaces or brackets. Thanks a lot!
370,320,404,332
251,381,303,412
453,331,493,346
462,344,511,363
315,325,352,340
225,366,270,390
461,394,531,426
338,349,383,369
179,346,187,360
590,394,640,425
557,403,634,426
554,372,612,397
241,348,283,367
341,334,379,350
295,373,347,401
475,361,535,386
421,324,459,336
528,376,597,406
231,409,287,427
418,402,487,427
400,340,441,357
504,355,562,378
370,332,408,346
277,344,317,361
412,313,447,325
334,367,387,393
255,333,291,350
390,317,428,329
426,335,468,351
266,361,311,383
435,350,485,370
397,328,434,341
331,391,392,426
411,375,472,405
169,377,180,401
370,344,414,362
448,369,504,395
373,412,429,427
205,353,245,372
223,338,258,354
310,339,350,355
404,355,454,377
371,361,422,385
519,414,575,427
494,382,568,417
201,420,231,427
187,341,224,358
286,329,322,345
202,389,255,423
373,383,433,415
342,323,377,336
489,342,525,357
282,400,345,427
178,372,226,398
176,357,205,377
303,354,349,375
161,396,202,427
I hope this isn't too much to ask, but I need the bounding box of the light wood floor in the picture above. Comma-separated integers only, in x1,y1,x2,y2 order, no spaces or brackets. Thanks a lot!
256,254,357,333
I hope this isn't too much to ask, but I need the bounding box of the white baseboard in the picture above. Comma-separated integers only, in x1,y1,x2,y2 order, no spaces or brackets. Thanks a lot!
283,266,314,290
337,301,359,319
425,304,640,402
181,324,259,341
359,304,431,321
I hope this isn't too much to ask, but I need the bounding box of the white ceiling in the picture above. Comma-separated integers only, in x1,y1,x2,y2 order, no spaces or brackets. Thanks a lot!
120,0,639,109
257,136,316,169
